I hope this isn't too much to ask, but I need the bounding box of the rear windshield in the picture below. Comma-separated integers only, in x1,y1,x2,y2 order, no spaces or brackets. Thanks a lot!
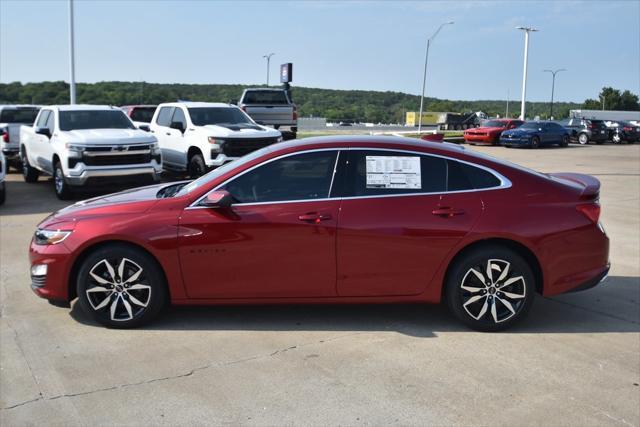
0,107,40,124
129,107,156,123
242,91,289,105
59,110,135,131
188,107,253,126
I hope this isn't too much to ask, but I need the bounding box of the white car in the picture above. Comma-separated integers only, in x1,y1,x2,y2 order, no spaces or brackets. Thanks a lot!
20,105,162,199
0,105,41,169
149,102,282,177
0,147,6,205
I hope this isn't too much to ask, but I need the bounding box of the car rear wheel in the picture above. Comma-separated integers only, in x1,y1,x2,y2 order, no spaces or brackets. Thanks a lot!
531,136,540,149
76,244,167,328
21,150,40,183
54,161,74,200
561,135,569,147
188,153,206,178
612,133,621,144
445,245,535,332
578,133,589,145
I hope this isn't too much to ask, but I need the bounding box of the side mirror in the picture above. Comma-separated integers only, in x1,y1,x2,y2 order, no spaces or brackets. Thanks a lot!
138,124,151,132
170,122,185,133
202,190,234,208
35,127,51,138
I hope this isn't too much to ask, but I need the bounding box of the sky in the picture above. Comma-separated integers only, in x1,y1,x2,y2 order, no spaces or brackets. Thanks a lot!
1,0,639,103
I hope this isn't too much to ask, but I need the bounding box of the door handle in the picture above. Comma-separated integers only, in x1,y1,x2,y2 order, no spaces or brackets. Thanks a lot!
432,207,465,217
166,132,171,136
298,213,332,223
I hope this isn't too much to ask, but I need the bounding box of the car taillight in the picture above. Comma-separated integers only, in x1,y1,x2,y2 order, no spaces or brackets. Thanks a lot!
577,203,600,224
2,132,8,143
623,126,632,131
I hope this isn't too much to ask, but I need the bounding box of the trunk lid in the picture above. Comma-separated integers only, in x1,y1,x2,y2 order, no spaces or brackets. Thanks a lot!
549,172,600,200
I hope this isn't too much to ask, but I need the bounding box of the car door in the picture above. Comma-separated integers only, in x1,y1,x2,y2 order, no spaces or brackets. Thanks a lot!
168,107,188,168
31,110,51,171
178,149,341,298
335,149,484,297
152,106,175,166
40,110,57,173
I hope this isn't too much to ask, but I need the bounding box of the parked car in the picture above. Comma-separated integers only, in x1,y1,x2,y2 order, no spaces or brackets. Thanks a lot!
20,105,162,199
0,138,5,205
564,118,608,145
0,105,41,169
28,136,609,331
120,105,157,130
605,121,640,143
238,88,297,138
500,121,569,148
464,119,524,145
149,102,282,177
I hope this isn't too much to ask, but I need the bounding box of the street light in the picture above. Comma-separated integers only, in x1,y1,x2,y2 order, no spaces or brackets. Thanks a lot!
516,26,538,120
263,53,275,86
68,0,76,104
418,21,454,133
543,68,566,119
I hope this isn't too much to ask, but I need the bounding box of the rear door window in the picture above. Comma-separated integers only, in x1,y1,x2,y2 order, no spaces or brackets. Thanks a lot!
447,160,502,191
171,108,187,129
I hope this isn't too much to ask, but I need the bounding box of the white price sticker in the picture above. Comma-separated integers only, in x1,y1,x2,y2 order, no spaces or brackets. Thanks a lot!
365,156,421,189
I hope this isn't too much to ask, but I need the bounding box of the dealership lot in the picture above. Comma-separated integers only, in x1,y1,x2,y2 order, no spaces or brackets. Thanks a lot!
1,143,638,425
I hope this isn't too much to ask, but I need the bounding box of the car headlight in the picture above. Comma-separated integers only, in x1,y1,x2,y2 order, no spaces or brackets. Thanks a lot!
34,229,72,245
65,143,85,157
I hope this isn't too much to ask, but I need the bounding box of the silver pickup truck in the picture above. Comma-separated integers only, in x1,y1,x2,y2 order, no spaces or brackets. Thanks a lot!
238,88,297,139
0,105,41,169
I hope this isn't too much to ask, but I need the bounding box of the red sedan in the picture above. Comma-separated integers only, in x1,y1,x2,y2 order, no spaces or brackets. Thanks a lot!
29,136,609,331
464,119,524,145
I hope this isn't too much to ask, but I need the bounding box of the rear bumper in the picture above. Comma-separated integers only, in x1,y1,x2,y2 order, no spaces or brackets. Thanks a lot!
567,265,609,293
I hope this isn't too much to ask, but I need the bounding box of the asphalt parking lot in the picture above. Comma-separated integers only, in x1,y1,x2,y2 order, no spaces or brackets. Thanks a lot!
1,142,639,426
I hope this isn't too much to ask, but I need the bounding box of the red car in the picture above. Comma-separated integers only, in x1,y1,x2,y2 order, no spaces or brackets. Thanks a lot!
464,119,524,145
29,136,609,331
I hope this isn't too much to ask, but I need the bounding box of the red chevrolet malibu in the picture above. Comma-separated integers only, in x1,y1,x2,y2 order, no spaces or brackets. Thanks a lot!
464,119,524,145
29,136,609,331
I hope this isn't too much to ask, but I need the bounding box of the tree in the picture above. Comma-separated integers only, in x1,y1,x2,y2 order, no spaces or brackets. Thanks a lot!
583,87,639,111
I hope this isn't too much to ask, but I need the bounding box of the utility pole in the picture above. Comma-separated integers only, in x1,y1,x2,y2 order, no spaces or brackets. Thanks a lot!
506,89,510,118
68,0,76,104
263,53,275,86
543,68,566,119
418,21,454,133
516,26,538,120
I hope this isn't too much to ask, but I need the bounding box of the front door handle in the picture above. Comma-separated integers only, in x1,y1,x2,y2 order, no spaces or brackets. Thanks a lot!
166,132,171,136
298,212,332,223
432,207,465,217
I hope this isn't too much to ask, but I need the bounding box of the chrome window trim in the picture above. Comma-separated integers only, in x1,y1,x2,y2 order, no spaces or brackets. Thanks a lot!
187,146,512,209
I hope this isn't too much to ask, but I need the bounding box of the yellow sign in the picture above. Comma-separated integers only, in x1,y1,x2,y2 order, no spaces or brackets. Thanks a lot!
405,112,441,126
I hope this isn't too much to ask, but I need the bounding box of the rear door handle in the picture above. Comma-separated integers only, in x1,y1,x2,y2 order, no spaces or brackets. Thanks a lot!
432,207,465,217
298,212,332,223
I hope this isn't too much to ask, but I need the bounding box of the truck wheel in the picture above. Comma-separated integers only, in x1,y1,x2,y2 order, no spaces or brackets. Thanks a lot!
21,150,40,183
0,181,5,205
54,161,74,200
578,133,589,145
187,153,206,178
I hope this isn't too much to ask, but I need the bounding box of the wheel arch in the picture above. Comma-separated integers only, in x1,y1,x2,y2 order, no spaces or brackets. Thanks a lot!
441,237,544,300
67,239,171,302
187,146,203,160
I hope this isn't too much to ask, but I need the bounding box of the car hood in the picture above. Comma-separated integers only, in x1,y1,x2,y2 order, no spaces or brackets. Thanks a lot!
202,124,281,138
468,126,506,133
39,184,166,228
59,128,156,145
503,128,536,136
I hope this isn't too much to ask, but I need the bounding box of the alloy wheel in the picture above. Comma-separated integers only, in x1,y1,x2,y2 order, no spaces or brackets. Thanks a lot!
54,167,64,194
85,258,152,322
460,258,526,324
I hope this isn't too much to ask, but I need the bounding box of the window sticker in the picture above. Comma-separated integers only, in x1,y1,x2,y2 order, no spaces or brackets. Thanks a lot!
366,156,421,189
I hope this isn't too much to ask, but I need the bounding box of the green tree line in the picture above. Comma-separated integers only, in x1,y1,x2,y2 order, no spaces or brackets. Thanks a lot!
0,81,636,123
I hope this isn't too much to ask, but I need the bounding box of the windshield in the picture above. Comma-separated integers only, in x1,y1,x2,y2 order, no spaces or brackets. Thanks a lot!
59,110,135,131
129,107,156,123
0,107,40,124
188,107,253,126
482,120,507,128
243,90,289,104
175,145,275,197
519,122,540,130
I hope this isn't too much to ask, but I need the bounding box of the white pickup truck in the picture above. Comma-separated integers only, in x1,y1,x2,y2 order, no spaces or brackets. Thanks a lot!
0,105,41,169
20,105,162,199
149,102,282,177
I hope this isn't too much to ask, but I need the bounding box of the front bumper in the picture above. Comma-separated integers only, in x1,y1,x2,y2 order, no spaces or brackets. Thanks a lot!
464,134,495,144
65,163,162,186
500,136,531,147
29,239,74,302
207,153,239,167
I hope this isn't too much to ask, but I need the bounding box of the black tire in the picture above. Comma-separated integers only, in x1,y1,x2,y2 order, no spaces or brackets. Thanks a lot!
578,133,589,145
76,244,167,329
531,136,540,149
53,161,74,200
560,135,569,147
21,149,40,183
445,245,535,332
0,181,5,205
187,152,206,178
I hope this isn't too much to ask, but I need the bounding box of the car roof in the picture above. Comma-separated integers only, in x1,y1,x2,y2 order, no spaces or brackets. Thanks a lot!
42,105,124,112
120,105,157,109
243,88,285,92
158,101,232,108
0,104,40,109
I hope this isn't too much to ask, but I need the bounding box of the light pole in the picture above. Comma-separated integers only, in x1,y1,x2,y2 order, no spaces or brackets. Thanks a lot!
543,68,566,119
263,53,275,86
506,89,510,118
418,21,454,133
516,26,538,120
68,0,76,104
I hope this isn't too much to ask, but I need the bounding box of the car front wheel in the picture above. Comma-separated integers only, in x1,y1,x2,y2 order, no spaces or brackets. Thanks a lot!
21,150,40,183
531,136,540,148
54,161,74,200
76,244,167,328
445,245,535,332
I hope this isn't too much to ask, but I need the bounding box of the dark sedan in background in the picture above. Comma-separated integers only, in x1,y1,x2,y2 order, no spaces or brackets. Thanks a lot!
606,121,640,143
500,121,570,148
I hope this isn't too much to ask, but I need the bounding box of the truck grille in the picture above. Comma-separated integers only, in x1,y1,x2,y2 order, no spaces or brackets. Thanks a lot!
222,137,279,157
82,153,151,166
